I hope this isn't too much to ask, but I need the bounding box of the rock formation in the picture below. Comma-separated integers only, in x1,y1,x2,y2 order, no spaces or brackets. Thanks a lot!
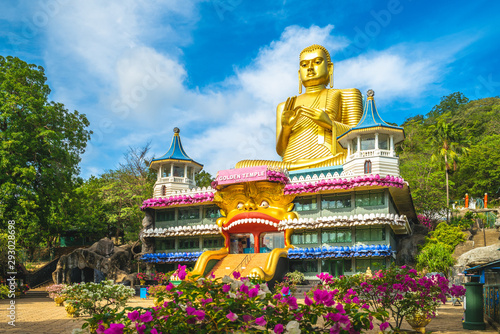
52,238,136,285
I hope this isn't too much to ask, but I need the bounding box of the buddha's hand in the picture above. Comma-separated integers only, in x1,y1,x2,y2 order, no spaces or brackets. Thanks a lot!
281,96,299,128
298,106,332,129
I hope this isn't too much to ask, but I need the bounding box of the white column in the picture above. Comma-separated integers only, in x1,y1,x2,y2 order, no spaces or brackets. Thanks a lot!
390,135,394,156
347,141,351,156
375,133,379,150
184,164,188,180
357,136,361,155
170,164,174,178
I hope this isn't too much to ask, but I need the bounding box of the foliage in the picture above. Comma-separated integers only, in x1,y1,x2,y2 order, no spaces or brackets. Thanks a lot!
417,214,435,231
0,56,91,255
83,267,384,334
449,212,475,230
146,285,167,298
415,242,455,276
46,284,67,299
99,145,156,242
323,266,465,331
63,280,135,317
195,170,214,188
415,222,466,276
0,285,10,299
398,93,500,218
426,222,466,249
285,270,305,285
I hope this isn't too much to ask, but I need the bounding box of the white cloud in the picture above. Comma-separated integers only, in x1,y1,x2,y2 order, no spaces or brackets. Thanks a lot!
26,0,473,178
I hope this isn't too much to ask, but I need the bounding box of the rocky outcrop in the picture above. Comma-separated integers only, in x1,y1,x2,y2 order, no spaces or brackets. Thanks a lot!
395,223,427,266
52,238,136,285
455,242,500,268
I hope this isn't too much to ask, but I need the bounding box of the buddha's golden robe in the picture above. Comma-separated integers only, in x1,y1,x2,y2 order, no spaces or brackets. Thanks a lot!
236,88,363,170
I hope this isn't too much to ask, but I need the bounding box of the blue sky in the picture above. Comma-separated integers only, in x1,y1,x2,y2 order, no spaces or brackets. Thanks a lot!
1,0,499,178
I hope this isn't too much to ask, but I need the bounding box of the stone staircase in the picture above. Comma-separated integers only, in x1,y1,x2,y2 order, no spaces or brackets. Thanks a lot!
209,254,269,279
453,228,500,259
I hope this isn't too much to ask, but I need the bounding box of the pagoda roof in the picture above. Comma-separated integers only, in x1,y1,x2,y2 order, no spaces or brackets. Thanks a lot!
337,90,405,145
150,128,203,169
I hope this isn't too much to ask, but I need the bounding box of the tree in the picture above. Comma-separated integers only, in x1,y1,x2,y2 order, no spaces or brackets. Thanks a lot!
426,92,469,121
99,145,155,243
430,120,469,216
0,56,91,255
195,170,214,188
455,135,500,198
415,242,455,277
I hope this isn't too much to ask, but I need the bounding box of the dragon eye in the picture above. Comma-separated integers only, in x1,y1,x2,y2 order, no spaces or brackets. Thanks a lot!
237,202,244,209
260,200,269,208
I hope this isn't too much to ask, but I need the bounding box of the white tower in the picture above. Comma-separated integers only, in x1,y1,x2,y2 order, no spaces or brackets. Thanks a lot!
149,128,203,197
338,90,405,177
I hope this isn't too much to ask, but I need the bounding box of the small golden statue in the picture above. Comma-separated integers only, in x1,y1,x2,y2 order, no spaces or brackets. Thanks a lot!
236,44,363,170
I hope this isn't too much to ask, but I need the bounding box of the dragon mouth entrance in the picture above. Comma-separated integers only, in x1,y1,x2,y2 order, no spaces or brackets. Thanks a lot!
223,212,281,232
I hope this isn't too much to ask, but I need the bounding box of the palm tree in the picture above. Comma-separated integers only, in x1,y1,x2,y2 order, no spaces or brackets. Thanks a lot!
430,121,469,220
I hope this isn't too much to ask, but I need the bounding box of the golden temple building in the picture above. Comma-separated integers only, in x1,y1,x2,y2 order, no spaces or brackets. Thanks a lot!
139,45,416,285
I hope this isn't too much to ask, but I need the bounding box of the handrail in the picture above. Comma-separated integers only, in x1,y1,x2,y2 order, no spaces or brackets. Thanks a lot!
231,254,252,277
190,247,228,278
248,247,289,281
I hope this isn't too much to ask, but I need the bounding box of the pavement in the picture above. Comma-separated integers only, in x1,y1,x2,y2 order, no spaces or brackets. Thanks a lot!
0,291,497,334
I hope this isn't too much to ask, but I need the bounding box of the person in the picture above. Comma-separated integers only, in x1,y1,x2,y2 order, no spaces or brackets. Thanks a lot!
236,44,363,170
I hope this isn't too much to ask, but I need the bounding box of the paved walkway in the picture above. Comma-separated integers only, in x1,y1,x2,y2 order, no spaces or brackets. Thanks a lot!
0,291,497,333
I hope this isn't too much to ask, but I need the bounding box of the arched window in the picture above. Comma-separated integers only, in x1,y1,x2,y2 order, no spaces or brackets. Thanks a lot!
161,185,167,196
364,160,372,174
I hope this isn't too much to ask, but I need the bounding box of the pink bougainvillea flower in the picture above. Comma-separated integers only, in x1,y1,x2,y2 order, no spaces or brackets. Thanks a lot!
248,287,259,298
165,282,174,291
177,265,187,280
233,271,241,279
240,284,249,294
242,314,253,323
186,307,196,315
201,297,213,306
304,294,314,306
151,329,160,334
274,323,284,334
281,286,290,295
194,310,205,321
176,290,183,296
286,296,298,310
226,311,238,322
222,284,231,293
127,310,140,321
380,322,390,331
139,311,153,323
96,325,106,334
255,316,267,326
104,323,125,334
135,323,146,334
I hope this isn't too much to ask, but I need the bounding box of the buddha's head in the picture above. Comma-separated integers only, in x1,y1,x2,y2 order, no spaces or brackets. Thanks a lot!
299,44,333,88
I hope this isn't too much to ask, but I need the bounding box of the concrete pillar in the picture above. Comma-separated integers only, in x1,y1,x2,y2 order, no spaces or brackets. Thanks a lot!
357,136,361,154
375,133,379,150
390,135,394,156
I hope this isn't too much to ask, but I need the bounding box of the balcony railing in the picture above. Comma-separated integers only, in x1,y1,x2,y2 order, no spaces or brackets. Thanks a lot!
347,149,397,161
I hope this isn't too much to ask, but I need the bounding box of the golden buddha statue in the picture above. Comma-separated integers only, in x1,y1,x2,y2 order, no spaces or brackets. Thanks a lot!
236,44,363,170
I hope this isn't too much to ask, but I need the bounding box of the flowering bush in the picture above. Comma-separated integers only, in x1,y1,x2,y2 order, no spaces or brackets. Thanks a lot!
153,272,167,283
136,273,148,280
64,280,135,317
146,285,167,298
418,214,434,230
46,284,67,299
321,266,466,331
83,265,384,333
